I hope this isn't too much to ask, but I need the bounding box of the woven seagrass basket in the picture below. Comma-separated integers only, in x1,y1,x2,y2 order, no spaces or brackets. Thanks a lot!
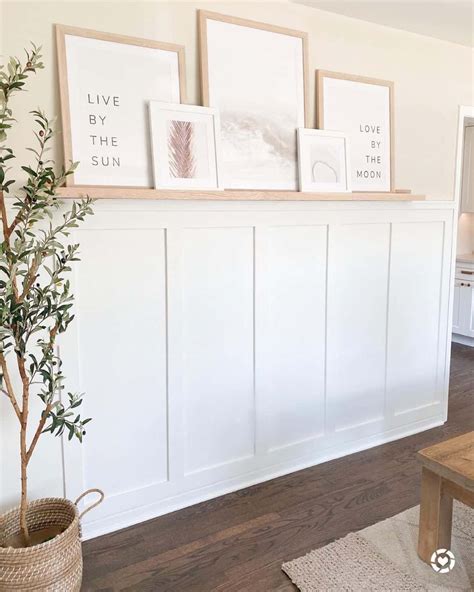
0,489,103,591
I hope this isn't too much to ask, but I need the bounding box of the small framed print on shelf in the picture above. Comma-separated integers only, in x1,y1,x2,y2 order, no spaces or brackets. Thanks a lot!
148,103,223,190
297,129,351,193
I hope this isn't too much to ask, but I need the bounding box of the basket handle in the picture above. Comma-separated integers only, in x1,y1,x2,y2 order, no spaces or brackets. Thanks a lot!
75,488,105,520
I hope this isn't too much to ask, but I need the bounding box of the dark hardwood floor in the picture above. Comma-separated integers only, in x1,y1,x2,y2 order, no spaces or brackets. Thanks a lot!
82,343,473,591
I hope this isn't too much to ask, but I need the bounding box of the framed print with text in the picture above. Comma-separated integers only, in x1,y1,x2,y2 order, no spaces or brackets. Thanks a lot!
56,25,186,187
149,102,222,190
199,11,309,190
316,70,394,192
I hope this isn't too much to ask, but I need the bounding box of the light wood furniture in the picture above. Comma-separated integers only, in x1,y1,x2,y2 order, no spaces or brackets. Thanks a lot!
49,187,424,201
417,432,474,563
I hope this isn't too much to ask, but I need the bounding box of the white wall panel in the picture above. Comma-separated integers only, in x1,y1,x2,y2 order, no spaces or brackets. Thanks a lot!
386,222,445,419
75,228,168,495
1,201,455,539
258,226,327,454
181,227,255,475
326,223,390,440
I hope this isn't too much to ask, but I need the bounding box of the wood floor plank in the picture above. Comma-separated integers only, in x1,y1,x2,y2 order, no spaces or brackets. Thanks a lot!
83,343,473,591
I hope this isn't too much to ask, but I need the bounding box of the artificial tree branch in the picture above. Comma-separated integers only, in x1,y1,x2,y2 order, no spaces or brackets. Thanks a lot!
0,352,21,420
17,356,30,438
0,194,21,302
7,208,25,238
19,254,41,302
19,428,30,545
26,402,53,463
18,352,31,545
17,198,86,307
0,192,9,239
24,322,59,463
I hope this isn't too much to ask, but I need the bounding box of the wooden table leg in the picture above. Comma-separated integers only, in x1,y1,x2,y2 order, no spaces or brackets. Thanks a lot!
418,467,453,563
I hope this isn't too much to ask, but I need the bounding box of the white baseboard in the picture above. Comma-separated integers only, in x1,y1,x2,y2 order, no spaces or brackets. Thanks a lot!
452,333,474,347
81,414,445,541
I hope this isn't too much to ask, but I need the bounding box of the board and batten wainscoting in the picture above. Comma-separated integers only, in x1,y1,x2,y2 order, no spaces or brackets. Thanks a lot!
1,198,456,540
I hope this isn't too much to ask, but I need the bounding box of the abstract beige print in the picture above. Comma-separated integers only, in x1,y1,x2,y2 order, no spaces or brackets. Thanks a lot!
205,18,306,190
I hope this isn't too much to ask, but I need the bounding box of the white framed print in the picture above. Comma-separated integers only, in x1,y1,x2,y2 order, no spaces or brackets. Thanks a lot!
56,25,186,188
149,103,222,190
316,70,394,192
297,129,351,193
199,10,309,190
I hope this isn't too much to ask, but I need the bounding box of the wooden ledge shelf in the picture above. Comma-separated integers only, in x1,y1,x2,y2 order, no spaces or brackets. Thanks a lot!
55,187,425,201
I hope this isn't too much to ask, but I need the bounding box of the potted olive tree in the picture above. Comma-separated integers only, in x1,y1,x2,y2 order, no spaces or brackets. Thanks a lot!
0,46,101,590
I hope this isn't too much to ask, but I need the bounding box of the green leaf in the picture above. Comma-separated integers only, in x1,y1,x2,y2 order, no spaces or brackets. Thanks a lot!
21,165,37,177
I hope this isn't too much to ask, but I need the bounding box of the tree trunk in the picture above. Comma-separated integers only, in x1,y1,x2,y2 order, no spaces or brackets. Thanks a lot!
18,353,31,546
20,421,30,546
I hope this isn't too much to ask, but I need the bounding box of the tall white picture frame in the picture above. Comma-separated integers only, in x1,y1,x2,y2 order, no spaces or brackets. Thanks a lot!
316,70,394,192
199,11,309,191
56,25,186,188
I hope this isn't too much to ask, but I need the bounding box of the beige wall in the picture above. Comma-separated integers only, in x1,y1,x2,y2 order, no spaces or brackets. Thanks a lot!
1,0,473,201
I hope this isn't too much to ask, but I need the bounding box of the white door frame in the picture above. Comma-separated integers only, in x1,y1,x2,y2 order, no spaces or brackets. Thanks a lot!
450,105,474,350
454,106,474,211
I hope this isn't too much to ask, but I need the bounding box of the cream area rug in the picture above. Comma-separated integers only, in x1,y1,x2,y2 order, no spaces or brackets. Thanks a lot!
282,501,473,591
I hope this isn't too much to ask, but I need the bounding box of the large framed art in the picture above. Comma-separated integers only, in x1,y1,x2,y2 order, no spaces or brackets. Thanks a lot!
316,70,394,192
56,25,186,187
199,10,309,190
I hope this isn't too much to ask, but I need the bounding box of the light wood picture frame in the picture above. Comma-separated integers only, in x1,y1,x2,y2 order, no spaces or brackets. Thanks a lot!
316,70,395,192
56,24,187,188
149,102,223,190
199,10,309,191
